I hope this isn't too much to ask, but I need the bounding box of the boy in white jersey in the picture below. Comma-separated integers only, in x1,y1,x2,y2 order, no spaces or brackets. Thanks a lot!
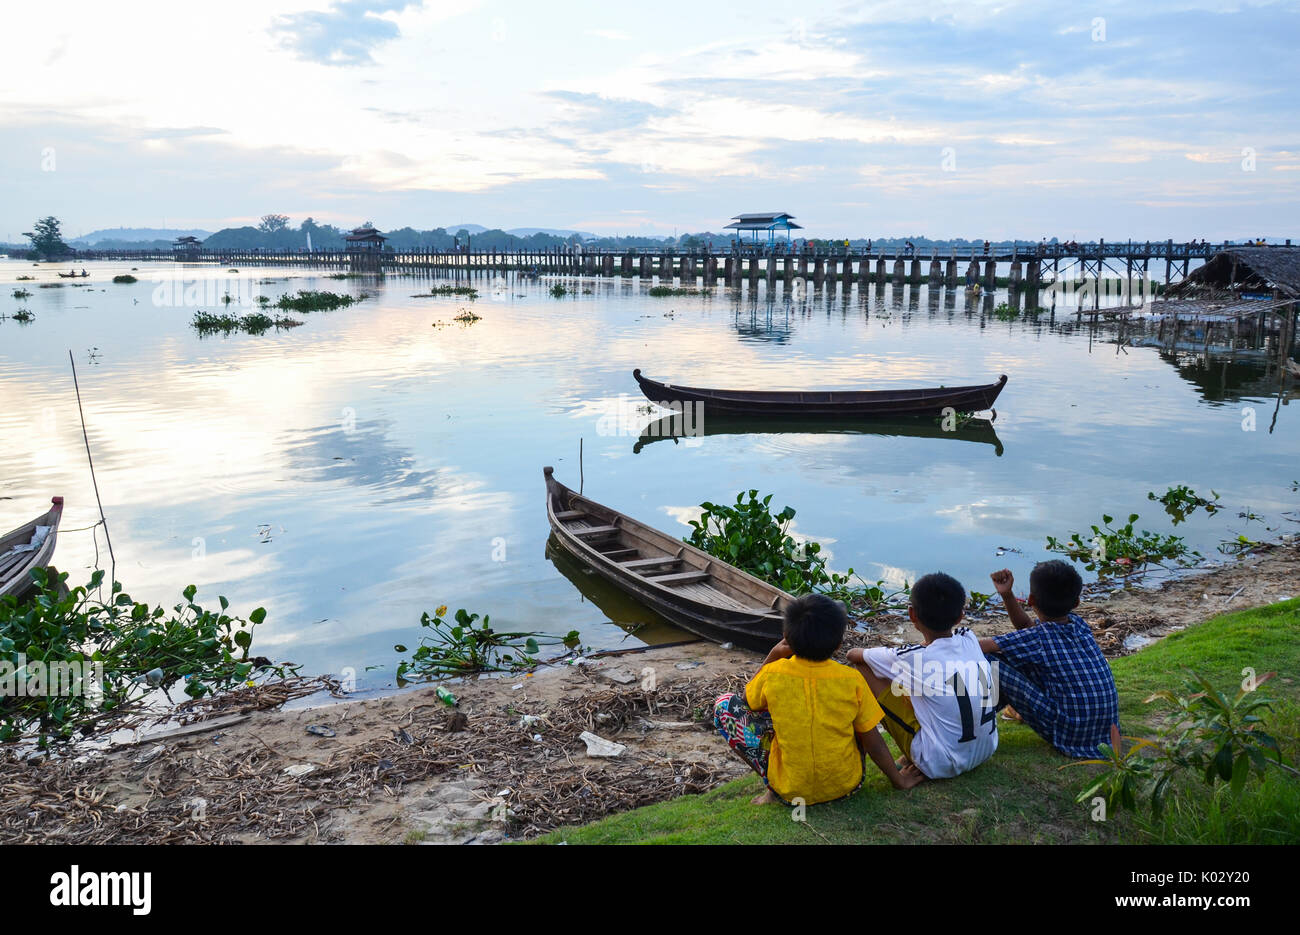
847,572,998,779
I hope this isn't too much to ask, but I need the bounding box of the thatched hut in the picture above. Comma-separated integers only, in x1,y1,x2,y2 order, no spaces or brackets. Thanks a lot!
1169,246,1300,298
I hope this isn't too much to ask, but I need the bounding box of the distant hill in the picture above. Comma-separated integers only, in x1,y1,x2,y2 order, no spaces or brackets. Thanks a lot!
70,227,212,245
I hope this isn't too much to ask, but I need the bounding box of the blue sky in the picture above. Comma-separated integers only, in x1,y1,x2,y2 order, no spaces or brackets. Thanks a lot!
2,0,1298,240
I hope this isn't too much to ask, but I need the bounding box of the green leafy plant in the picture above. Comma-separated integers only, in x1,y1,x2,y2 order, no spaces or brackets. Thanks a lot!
112,274,138,284
647,286,701,297
11,288,32,299
1068,670,1293,818
686,491,832,594
1147,485,1221,525
0,568,292,745
1046,512,1198,576
11,309,34,322
412,286,478,299
1218,534,1266,556
274,290,361,312
395,605,580,680
549,284,568,297
992,302,1019,320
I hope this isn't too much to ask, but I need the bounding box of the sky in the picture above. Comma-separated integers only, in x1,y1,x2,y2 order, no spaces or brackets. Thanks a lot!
2,0,1299,241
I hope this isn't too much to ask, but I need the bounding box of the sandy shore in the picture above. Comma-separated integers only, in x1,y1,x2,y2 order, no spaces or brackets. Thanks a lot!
2,542,1295,844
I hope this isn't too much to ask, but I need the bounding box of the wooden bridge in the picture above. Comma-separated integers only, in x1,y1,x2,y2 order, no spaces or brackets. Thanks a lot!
64,239,1279,291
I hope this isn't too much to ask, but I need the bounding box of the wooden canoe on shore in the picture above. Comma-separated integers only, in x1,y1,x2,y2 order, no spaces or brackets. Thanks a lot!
544,468,789,652
0,497,63,601
632,369,1008,418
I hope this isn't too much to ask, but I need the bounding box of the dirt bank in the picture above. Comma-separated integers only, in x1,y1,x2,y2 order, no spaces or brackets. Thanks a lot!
2,543,1295,844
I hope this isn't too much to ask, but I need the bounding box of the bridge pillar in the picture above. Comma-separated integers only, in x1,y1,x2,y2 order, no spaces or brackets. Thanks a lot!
909,258,922,283
813,258,826,285
602,254,614,276
928,257,942,284
798,255,809,281
705,255,718,282
945,257,957,286
724,256,736,284
824,257,835,285
1009,260,1022,290
875,257,885,283
748,256,759,284
983,259,997,289
857,256,871,283
640,255,651,278
658,255,671,279
891,258,905,282
1026,259,1040,290
966,260,980,286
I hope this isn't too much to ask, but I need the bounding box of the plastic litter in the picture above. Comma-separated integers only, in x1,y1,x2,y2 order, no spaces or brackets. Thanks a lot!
579,731,626,757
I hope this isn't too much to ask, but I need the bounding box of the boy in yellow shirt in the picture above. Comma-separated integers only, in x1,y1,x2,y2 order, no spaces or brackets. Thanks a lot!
713,594,924,805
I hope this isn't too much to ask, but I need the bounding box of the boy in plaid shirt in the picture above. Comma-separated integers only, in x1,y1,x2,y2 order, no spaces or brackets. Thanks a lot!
978,560,1118,758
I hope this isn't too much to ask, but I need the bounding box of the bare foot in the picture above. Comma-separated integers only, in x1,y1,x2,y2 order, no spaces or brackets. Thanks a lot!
1001,705,1024,723
751,788,778,805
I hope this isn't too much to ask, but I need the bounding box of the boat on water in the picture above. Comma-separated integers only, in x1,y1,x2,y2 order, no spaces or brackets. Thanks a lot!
632,369,1008,419
544,468,789,652
56,271,89,278
0,497,64,601
633,412,1004,455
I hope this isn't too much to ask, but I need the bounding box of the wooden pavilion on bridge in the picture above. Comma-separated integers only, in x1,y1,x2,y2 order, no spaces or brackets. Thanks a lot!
172,235,202,260
724,212,803,248
345,226,387,254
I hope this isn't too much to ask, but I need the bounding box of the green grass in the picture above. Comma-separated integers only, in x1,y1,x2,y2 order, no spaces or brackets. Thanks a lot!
538,599,1300,844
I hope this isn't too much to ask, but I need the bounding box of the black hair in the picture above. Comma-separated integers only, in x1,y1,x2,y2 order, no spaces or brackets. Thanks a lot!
909,572,966,631
1029,560,1083,618
783,594,847,661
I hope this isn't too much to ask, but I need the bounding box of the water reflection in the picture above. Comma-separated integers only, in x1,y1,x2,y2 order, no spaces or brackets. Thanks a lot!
633,414,1004,456
544,536,685,645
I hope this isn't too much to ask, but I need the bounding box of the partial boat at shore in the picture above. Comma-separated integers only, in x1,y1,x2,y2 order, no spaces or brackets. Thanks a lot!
0,497,64,601
544,468,788,652
632,369,1008,419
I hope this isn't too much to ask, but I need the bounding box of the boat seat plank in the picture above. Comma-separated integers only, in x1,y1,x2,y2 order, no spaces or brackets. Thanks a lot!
0,552,29,574
619,557,681,570
675,581,770,613
572,525,619,537
599,548,639,560
649,570,712,586
553,510,586,521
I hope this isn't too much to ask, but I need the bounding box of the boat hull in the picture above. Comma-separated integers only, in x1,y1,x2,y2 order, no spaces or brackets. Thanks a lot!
633,369,1007,418
544,469,787,653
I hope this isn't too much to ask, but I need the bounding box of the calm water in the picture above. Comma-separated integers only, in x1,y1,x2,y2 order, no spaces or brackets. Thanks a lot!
2,259,1296,689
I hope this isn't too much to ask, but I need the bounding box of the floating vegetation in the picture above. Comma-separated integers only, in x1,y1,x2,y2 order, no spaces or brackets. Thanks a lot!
648,286,703,297
11,288,32,299
192,310,302,336
15,275,33,281
395,606,579,680
38,283,64,289
326,272,370,280
549,284,569,297
1046,512,1199,577
411,285,478,299
12,309,34,322
255,295,271,306
228,268,239,273
274,290,361,313
112,274,138,284
686,490,906,615
0,568,293,744
1148,486,1222,525
453,309,481,324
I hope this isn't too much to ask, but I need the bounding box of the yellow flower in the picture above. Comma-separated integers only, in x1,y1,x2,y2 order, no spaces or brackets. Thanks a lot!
436,605,448,618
